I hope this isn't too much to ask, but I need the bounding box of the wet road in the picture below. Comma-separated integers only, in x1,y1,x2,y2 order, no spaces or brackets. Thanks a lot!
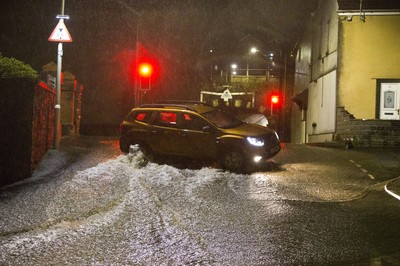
0,136,400,265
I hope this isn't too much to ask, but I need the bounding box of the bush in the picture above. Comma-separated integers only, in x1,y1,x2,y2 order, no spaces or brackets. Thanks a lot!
0,53,38,78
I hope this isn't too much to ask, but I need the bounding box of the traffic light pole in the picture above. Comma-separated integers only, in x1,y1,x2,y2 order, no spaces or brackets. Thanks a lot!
271,101,273,116
134,24,140,107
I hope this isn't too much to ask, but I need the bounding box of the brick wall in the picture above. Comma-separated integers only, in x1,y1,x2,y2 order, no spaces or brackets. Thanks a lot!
31,82,55,171
336,107,400,147
0,78,55,187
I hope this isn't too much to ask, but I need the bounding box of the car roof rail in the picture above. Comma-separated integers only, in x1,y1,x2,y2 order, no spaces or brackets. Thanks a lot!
139,103,199,112
157,100,208,105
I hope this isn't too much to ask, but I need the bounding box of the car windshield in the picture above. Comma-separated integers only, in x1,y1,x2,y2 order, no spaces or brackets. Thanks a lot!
202,109,243,129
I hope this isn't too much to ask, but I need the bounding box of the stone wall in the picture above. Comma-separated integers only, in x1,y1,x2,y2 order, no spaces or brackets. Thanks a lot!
336,107,400,147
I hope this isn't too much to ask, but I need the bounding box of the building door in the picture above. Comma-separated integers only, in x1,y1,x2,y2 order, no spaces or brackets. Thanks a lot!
380,83,400,120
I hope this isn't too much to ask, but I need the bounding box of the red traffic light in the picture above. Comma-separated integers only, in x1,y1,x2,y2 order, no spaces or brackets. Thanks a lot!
271,95,280,104
138,63,153,78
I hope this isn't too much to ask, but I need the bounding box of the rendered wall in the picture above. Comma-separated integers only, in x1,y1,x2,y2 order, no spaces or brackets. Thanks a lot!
338,15,400,119
291,20,313,144
291,0,339,143
307,0,338,142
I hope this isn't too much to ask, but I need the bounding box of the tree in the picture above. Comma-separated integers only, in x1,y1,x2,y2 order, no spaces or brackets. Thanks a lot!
0,53,38,78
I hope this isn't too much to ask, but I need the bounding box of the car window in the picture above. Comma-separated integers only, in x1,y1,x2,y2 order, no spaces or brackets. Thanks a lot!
202,109,242,128
126,111,153,123
180,113,209,131
134,111,152,123
154,112,177,128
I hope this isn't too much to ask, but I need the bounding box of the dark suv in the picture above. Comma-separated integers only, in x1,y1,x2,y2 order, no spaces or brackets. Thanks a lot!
119,102,280,172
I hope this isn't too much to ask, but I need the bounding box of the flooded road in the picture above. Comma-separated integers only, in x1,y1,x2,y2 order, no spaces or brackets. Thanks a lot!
0,137,399,265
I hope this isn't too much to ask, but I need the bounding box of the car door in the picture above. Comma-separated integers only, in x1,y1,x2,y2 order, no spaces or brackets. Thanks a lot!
151,111,182,155
177,112,217,159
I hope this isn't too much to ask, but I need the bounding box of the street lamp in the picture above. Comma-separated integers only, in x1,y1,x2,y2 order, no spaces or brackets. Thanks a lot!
250,47,259,54
231,64,237,75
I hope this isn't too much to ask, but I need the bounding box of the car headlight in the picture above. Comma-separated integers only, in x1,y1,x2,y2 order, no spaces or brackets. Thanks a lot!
247,137,265,147
254,156,263,163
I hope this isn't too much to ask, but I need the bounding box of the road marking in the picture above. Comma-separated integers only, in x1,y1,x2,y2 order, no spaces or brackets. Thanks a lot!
350,160,400,200
385,182,400,201
348,160,374,180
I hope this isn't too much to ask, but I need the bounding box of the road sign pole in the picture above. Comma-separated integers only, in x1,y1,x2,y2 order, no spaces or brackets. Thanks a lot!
54,42,63,150
49,0,72,149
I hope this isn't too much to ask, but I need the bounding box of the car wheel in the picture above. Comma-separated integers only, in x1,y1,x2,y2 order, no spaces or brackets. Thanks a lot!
221,149,246,173
138,143,155,162
119,137,130,153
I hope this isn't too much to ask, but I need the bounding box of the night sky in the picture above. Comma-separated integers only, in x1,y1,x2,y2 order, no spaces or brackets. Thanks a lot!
0,0,316,127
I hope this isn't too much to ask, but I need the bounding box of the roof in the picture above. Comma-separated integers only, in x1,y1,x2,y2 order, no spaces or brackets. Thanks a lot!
41,62,57,72
337,0,400,12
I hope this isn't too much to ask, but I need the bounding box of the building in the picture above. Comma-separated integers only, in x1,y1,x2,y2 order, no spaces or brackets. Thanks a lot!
291,0,400,147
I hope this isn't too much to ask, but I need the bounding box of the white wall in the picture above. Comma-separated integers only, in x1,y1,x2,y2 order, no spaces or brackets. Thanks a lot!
292,0,339,143
308,70,337,136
